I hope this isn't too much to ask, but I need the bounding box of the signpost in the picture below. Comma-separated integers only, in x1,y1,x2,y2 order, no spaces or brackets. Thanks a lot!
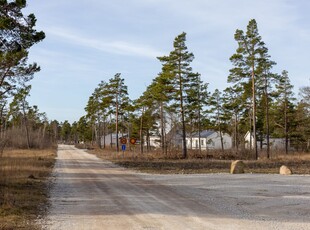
129,138,137,157
120,137,127,158
119,137,138,158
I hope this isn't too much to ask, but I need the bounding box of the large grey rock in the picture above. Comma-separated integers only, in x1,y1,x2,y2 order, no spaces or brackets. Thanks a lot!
230,160,245,174
279,165,293,175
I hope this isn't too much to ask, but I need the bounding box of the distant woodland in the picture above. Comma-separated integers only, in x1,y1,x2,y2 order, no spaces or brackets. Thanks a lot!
1,1,309,159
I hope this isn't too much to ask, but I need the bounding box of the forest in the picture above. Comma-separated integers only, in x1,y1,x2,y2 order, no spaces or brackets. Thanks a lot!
1,2,310,160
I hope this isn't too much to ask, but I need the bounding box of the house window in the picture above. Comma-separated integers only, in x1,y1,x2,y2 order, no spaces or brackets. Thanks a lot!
195,140,198,148
201,140,204,146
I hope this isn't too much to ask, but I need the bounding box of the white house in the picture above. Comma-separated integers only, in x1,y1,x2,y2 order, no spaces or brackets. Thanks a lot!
244,131,287,150
147,136,161,148
186,130,232,150
101,133,128,147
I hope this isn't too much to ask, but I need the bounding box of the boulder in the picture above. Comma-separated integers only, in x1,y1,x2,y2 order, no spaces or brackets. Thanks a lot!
279,165,293,175
230,160,245,174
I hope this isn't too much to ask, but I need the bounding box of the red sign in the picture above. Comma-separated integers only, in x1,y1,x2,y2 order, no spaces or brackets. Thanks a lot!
130,138,137,145
120,138,127,144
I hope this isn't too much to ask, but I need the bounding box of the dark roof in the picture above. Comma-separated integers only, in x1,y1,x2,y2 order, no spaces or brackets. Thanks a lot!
191,130,216,138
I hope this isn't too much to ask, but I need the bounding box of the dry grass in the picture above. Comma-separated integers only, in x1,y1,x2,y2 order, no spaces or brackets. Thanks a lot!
88,147,310,175
0,148,56,230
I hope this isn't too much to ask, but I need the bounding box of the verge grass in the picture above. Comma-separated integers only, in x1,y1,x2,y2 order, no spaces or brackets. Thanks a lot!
88,147,310,174
0,148,56,230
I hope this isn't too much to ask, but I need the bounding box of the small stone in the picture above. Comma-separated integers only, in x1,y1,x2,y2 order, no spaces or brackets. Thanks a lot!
28,174,36,179
230,160,245,174
279,165,292,175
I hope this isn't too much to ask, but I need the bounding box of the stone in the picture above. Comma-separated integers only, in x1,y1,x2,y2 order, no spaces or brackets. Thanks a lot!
230,160,245,174
279,165,293,175
28,174,36,179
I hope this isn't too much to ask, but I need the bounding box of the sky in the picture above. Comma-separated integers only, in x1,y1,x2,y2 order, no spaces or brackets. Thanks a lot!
23,0,310,123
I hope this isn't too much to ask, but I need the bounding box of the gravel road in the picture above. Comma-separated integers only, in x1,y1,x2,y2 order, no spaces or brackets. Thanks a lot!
40,144,310,230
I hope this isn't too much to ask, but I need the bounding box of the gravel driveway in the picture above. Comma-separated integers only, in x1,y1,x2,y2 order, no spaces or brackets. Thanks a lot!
40,145,310,230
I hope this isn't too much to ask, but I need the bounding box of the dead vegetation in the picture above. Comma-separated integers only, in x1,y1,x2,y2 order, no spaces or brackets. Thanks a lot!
0,148,56,230
86,146,310,174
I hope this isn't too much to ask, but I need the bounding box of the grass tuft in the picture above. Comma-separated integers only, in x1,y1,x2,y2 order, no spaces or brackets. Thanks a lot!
0,148,56,230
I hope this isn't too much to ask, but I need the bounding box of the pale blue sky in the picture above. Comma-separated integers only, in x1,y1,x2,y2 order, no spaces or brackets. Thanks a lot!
24,0,310,123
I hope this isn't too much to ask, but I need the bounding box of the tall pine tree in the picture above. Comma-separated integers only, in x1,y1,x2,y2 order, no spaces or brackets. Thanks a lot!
274,70,295,154
107,73,130,152
157,32,196,158
228,19,273,159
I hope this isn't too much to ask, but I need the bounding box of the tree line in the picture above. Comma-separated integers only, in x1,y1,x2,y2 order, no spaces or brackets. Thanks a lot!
0,0,57,150
1,2,309,158
64,19,310,159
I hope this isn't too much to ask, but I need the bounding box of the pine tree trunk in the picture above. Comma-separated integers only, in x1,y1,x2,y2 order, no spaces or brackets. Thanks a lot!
234,112,238,151
140,107,144,154
252,68,258,159
265,89,270,159
219,129,224,152
160,102,165,155
217,104,224,152
198,108,202,155
116,94,119,152
285,100,288,154
178,66,187,158
249,111,252,151
22,100,30,149
103,119,106,149
23,117,30,149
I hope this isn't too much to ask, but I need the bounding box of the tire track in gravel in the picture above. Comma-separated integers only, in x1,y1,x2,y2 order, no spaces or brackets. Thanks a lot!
40,145,310,230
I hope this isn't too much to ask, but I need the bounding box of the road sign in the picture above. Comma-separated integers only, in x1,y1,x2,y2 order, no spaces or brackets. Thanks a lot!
121,144,126,151
130,138,137,145
120,137,127,144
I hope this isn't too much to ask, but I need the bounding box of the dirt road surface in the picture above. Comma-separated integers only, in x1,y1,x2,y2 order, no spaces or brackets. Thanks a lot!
40,145,310,229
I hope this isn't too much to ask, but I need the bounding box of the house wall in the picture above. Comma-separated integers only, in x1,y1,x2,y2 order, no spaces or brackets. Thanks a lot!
244,132,287,150
186,132,232,150
145,136,161,148
270,138,286,150
101,134,128,147
101,134,117,147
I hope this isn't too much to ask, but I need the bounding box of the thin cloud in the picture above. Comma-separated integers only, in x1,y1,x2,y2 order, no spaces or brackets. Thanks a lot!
47,27,163,58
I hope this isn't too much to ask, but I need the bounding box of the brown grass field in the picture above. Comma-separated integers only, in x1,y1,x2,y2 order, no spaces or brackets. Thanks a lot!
88,146,310,175
0,148,56,230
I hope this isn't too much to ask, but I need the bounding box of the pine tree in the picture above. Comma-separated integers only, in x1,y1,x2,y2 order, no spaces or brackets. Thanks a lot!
135,70,174,154
85,81,112,148
256,53,277,157
300,84,310,108
9,85,32,148
60,121,72,143
107,73,130,152
223,85,245,151
274,70,295,154
0,0,45,97
228,19,273,159
208,89,227,152
185,73,209,154
292,101,310,151
158,32,196,158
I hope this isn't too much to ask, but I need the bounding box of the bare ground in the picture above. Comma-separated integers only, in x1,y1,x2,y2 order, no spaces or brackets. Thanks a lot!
40,145,310,230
